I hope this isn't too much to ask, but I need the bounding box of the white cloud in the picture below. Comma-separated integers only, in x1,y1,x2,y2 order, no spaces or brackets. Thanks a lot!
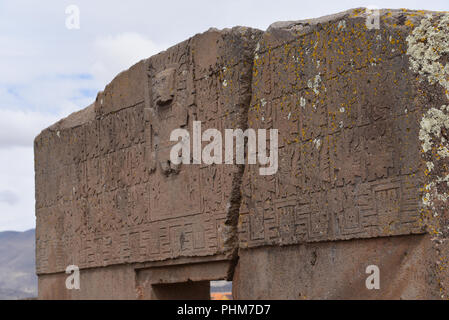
0,147,34,231
0,190,19,206
91,32,165,85
0,109,58,148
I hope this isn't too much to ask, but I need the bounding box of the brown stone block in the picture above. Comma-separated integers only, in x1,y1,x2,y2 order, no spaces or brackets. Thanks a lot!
36,8,449,299
96,61,147,117
233,234,439,299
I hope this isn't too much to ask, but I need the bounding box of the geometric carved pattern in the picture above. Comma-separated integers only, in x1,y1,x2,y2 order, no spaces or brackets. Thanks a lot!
35,27,262,274
239,12,426,249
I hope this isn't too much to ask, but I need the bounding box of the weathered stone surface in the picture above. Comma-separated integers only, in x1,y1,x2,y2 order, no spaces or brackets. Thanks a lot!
233,234,439,299
35,26,263,276
239,9,431,246
234,8,449,299
35,8,449,299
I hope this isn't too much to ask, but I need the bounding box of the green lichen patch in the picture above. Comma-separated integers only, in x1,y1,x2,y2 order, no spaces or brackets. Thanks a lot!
407,14,449,96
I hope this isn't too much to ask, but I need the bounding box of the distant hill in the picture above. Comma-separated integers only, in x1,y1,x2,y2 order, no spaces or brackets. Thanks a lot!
0,229,37,299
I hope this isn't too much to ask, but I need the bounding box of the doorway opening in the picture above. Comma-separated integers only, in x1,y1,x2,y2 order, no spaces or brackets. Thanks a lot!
210,281,232,300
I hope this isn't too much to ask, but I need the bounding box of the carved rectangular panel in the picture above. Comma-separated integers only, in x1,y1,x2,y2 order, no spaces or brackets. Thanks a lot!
239,13,426,249
35,27,262,274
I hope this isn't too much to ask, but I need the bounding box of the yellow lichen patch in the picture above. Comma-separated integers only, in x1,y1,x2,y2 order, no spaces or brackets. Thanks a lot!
405,20,415,28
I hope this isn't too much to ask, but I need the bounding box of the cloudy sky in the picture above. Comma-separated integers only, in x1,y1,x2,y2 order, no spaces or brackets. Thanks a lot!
0,0,447,232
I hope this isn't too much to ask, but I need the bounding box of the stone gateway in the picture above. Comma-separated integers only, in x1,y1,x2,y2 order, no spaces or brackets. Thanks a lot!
35,8,449,299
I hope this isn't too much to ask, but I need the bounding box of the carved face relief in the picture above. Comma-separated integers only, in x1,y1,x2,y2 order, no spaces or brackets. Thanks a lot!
150,67,182,175
152,67,176,107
